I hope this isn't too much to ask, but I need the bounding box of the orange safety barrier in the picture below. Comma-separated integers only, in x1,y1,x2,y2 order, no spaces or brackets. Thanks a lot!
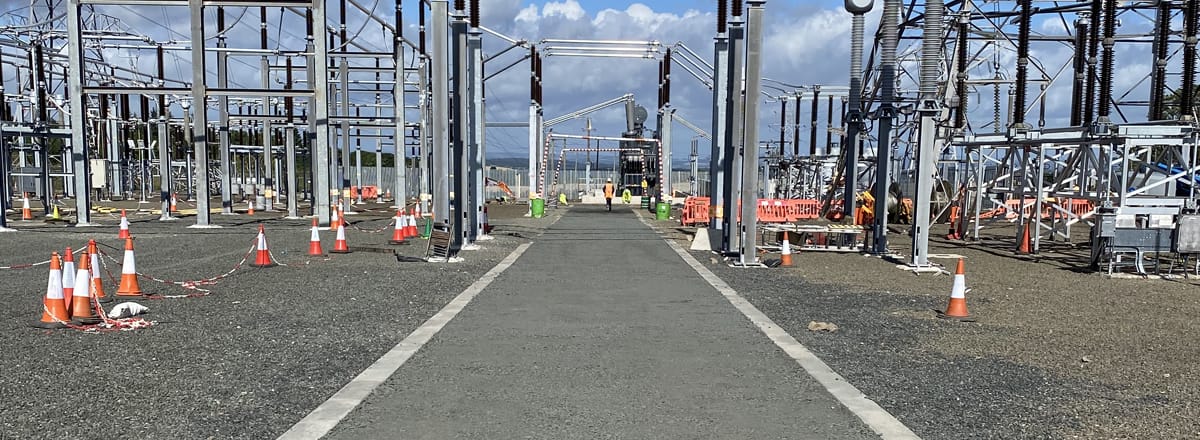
680,196,711,226
349,186,380,200
785,199,821,221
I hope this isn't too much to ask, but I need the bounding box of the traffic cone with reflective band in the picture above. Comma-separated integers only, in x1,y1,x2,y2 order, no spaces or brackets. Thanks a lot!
247,199,255,216
21,195,32,220
61,248,76,315
33,253,68,329
88,240,111,304
937,258,973,321
308,218,324,256
251,224,274,267
384,188,392,202
116,238,143,297
170,193,179,213
780,232,792,267
331,206,341,231
405,208,418,238
390,210,407,244
118,209,131,239
1018,221,1032,254
330,221,351,254
70,255,101,325
482,206,491,234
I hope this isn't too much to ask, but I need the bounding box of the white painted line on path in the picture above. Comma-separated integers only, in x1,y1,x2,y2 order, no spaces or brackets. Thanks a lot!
278,242,533,440
662,237,921,440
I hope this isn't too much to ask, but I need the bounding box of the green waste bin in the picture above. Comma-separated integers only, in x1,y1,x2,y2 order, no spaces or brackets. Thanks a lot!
531,198,545,218
655,202,670,220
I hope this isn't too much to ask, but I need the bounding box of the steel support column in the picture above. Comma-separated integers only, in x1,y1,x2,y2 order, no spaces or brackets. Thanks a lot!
738,0,766,266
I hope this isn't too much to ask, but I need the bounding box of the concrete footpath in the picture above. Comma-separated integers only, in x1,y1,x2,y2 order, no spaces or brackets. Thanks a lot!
314,206,882,439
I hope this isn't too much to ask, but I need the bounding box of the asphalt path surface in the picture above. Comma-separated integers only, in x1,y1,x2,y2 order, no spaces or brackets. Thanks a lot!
319,206,879,439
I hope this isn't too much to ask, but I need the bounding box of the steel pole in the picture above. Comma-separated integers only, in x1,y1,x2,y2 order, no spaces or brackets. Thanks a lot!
738,0,766,266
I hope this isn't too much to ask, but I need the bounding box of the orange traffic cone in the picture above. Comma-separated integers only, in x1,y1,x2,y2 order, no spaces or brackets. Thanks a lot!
170,193,179,213
390,210,407,244
384,188,392,202
780,231,792,267
482,206,491,234
330,221,351,254
331,206,341,231
116,238,143,297
61,248,76,315
1017,221,1032,254
70,254,101,325
308,218,324,256
88,240,111,304
405,209,418,238
937,258,973,321
251,224,274,267
21,194,32,220
33,253,69,328
118,209,131,239
247,199,255,216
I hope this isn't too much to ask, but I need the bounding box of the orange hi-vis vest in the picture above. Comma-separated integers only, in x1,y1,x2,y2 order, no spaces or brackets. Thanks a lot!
603,183,615,198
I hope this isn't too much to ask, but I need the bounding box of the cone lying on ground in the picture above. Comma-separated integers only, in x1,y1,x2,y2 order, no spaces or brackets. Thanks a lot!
390,210,407,244
21,194,32,220
70,255,101,325
780,231,793,267
251,224,274,267
308,218,324,256
61,248,77,316
118,209,131,239
33,253,68,329
116,238,143,297
330,220,351,254
88,240,111,303
937,258,973,321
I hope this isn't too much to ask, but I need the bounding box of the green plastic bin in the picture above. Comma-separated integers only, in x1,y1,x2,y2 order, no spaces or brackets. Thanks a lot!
531,198,545,218
655,202,670,220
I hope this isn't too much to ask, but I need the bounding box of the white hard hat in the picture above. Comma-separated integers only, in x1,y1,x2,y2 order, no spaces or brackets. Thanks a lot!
607,178,612,182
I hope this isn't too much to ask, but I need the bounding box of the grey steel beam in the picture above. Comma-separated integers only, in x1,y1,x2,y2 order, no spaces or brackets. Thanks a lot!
189,0,214,227
218,7,234,214
431,1,451,235
738,0,766,266
393,0,407,209
722,9,744,254
452,13,469,250
66,0,93,225
660,107,673,202
313,4,333,226
909,0,944,269
708,27,728,245
158,115,174,220
470,25,485,241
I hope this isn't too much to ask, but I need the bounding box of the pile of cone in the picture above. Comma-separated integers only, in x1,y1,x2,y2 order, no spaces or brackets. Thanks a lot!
34,243,123,328
937,258,973,322
405,208,419,238
390,209,407,244
330,208,350,254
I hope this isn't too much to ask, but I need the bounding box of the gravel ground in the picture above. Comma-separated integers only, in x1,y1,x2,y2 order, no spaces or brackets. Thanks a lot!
0,199,556,439
648,206,1200,439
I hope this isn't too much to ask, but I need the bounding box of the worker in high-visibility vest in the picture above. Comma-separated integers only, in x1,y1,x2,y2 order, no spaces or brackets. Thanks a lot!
621,188,632,204
603,178,615,211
